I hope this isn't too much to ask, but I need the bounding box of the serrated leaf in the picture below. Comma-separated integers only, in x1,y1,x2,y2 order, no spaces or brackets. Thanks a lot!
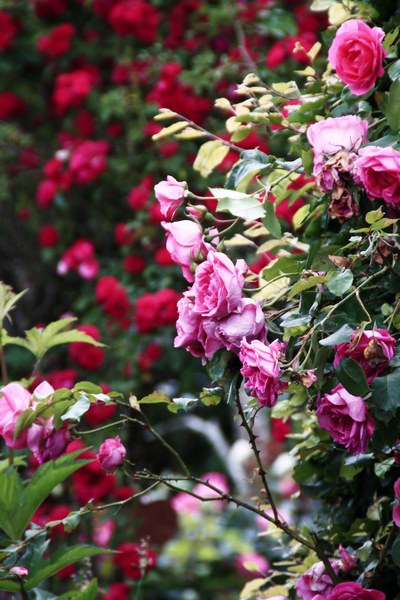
336,357,371,397
262,202,281,239
193,140,230,177
319,324,353,347
139,391,170,404
151,121,187,140
327,268,353,296
386,80,400,131
212,188,265,220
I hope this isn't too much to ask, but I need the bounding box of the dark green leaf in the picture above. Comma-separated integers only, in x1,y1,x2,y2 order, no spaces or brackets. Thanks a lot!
371,369,400,419
288,275,326,299
0,468,24,539
327,268,353,296
319,324,354,347
336,358,371,397
386,80,400,131
391,535,400,566
225,149,273,191
388,60,400,81
262,202,282,239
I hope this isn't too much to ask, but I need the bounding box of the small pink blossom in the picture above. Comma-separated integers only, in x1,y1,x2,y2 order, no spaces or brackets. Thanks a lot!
97,436,126,472
162,220,208,282
393,477,400,527
10,567,28,578
0,383,32,449
154,175,186,219
235,552,269,578
355,146,400,206
296,560,340,600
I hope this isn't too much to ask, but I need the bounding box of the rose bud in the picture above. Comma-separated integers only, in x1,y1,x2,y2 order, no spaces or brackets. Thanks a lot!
97,436,126,473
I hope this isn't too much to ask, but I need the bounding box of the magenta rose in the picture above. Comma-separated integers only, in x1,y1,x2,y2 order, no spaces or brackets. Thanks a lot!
154,175,186,219
97,436,126,472
326,582,385,600
316,384,375,455
174,294,208,358
296,560,340,600
334,328,395,383
307,116,368,191
162,220,208,282
354,146,400,206
192,251,247,318
393,477,400,527
328,19,386,96
239,338,287,407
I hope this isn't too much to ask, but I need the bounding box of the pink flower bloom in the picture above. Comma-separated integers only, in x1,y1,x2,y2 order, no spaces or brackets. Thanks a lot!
307,116,368,191
316,385,375,455
239,339,287,407
296,560,340,600
162,220,207,282
97,436,126,472
338,545,358,572
328,19,386,96
192,251,247,318
334,328,395,383
235,551,270,578
0,382,31,449
93,518,116,546
393,477,400,527
171,491,201,515
10,567,28,578
174,295,206,358
69,140,109,185
355,146,400,206
193,471,229,504
154,176,186,219
326,582,385,600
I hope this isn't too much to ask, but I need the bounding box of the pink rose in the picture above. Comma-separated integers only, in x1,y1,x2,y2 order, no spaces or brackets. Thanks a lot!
174,294,208,358
154,175,186,219
10,567,28,578
162,220,207,282
393,477,400,527
171,491,201,515
307,116,368,191
202,298,267,354
239,339,287,407
316,384,375,455
97,436,126,472
328,19,386,96
192,251,247,318
296,560,340,600
354,146,400,206
0,382,31,449
326,582,385,600
334,328,395,383
235,552,269,578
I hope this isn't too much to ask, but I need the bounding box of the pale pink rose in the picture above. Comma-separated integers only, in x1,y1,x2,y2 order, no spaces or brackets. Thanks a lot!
239,339,287,407
93,518,116,546
97,436,126,472
326,582,385,600
174,294,208,358
355,146,400,206
235,552,269,578
162,220,207,282
328,19,386,96
307,116,368,190
171,491,201,515
193,471,229,508
278,475,300,498
0,382,31,449
192,251,247,318
154,175,186,219
10,567,28,578
334,328,395,383
296,560,340,600
316,385,375,455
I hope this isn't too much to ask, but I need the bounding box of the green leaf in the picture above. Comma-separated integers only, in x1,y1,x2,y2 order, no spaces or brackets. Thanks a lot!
168,397,198,413
319,324,353,347
386,80,400,131
365,207,385,224
57,579,98,600
336,358,371,397
193,140,229,177
72,382,102,394
139,391,171,404
12,450,91,540
211,188,265,220
225,149,273,192
25,546,110,589
383,27,400,53
199,387,224,406
327,268,353,296
14,407,36,440
0,468,24,539
0,580,19,592
262,202,282,239
61,395,91,422
388,60,400,82
371,369,400,419
391,535,400,566
292,204,310,230
288,275,327,299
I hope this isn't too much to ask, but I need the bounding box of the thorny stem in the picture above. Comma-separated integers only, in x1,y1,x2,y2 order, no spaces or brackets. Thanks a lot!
234,392,279,522
269,160,303,189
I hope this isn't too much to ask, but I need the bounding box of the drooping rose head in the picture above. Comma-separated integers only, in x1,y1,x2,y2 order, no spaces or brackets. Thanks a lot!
239,338,287,407
192,251,247,318
334,328,395,383
97,436,126,472
355,146,400,206
316,384,375,455
326,582,385,600
328,19,386,96
154,176,186,219
296,560,340,600
162,220,207,282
